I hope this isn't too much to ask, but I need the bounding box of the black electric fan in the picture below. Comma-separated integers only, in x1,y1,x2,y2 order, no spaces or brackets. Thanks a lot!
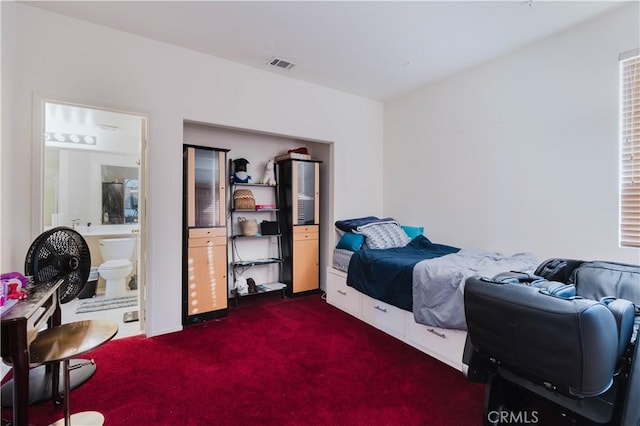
25,226,92,302
1,226,98,406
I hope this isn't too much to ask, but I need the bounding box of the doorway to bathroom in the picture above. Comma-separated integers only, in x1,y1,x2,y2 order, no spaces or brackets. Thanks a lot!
39,100,147,339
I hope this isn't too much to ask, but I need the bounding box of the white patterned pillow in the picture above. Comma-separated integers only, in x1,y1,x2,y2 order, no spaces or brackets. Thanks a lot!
356,222,411,249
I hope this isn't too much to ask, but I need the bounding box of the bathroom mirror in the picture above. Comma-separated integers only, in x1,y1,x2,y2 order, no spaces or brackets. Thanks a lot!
101,166,138,224
42,102,143,230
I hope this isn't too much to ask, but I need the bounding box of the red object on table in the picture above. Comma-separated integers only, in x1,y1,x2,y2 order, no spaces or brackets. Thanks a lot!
7,281,27,300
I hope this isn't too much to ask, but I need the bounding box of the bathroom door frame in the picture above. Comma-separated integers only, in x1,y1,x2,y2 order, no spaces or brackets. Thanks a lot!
32,94,148,335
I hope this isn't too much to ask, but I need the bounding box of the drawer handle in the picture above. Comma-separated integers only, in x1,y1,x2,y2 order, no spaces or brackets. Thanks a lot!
374,305,387,313
337,289,347,295
428,328,446,339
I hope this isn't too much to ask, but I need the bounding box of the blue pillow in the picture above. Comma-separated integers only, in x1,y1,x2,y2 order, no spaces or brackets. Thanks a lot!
336,233,365,251
401,225,424,239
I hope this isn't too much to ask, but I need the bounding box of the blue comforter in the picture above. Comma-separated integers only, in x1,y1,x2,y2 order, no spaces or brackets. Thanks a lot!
346,235,459,311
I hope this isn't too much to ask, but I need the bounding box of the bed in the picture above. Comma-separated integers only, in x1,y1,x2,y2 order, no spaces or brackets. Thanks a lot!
326,216,539,371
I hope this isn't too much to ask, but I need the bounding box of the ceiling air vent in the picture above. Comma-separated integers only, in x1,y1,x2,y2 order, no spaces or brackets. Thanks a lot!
268,57,295,71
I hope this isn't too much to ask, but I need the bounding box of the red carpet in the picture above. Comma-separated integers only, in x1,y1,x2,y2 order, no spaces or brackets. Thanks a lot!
3,294,484,425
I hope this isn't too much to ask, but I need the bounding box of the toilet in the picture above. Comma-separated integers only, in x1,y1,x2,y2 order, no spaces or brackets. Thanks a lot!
98,237,135,298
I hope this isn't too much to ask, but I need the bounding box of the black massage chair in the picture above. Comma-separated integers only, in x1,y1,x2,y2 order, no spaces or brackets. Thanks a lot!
463,259,640,425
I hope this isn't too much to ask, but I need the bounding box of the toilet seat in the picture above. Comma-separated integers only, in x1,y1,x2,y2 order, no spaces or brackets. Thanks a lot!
99,260,132,271
98,260,133,298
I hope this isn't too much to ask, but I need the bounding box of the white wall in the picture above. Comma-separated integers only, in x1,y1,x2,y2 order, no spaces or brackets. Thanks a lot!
0,1,17,277
1,3,384,336
384,3,640,265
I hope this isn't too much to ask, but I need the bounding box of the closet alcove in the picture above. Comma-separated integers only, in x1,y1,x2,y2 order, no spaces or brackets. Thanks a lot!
181,121,332,319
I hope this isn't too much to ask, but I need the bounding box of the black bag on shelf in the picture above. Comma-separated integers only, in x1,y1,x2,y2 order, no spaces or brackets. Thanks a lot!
261,221,278,235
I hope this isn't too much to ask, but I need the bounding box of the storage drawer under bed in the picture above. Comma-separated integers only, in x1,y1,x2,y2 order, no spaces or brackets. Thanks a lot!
406,320,466,370
326,267,361,318
362,296,406,339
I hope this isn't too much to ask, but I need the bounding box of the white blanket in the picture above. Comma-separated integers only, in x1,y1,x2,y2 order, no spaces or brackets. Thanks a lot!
412,249,539,330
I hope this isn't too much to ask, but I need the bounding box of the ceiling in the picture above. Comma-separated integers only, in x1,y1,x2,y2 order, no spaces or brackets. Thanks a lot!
23,1,628,101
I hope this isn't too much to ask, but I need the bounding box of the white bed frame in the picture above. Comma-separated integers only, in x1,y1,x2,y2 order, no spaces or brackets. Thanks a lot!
326,267,467,371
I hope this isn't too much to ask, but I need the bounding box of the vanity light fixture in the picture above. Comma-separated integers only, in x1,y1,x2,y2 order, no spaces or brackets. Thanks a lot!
44,132,97,146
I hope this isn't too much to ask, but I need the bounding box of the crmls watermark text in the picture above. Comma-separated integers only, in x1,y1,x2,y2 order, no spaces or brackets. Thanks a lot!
487,410,539,424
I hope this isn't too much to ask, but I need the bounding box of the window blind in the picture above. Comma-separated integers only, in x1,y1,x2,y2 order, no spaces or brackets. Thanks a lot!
620,49,640,248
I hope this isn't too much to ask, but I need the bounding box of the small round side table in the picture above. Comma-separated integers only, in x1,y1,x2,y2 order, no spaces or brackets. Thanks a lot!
29,320,118,426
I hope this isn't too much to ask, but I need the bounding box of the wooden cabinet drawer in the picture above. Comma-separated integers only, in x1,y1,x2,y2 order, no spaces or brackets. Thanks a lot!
406,319,466,370
293,232,318,241
362,296,406,338
325,268,361,318
188,236,226,247
189,227,226,239
293,225,318,234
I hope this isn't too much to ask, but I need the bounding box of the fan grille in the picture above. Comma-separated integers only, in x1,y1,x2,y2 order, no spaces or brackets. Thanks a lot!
25,227,91,303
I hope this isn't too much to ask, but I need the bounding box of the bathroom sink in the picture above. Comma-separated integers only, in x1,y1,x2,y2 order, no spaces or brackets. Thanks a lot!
73,225,139,237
